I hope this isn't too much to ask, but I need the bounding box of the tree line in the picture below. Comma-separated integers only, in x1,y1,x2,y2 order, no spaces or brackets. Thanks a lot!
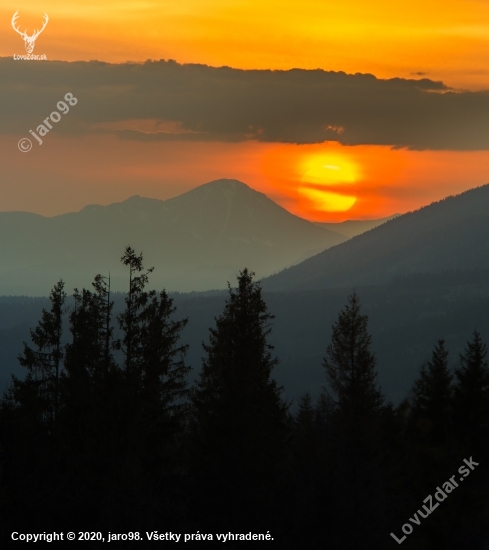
0,247,488,548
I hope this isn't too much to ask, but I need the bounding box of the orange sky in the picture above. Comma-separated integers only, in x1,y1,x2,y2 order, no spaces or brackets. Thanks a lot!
2,1,489,221
2,0,489,89
2,134,489,221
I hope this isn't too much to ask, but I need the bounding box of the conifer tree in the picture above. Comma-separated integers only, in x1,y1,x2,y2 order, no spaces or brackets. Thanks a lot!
116,246,154,377
453,331,489,454
321,293,389,549
65,274,115,389
137,290,189,429
323,292,384,419
13,280,67,426
293,392,317,491
445,332,489,547
115,247,189,417
410,339,453,447
407,339,454,528
113,247,190,524
0,281,67,533
191,269,289,527
61,275,117,519
292,392,320,531
0,252,192,532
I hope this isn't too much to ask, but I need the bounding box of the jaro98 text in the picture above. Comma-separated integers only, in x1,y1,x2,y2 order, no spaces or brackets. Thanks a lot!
18,93,78,152
30,93,77,145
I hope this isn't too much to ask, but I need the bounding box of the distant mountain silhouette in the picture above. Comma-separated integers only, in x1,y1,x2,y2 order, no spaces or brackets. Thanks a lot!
0,179,346,295
315,214,399,238
263,184,489,291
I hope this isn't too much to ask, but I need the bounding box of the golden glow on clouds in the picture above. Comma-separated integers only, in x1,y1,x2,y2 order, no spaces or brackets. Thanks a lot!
2,0,489,88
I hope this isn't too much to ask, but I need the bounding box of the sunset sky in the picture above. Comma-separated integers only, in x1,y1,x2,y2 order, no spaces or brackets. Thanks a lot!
1,0,489,221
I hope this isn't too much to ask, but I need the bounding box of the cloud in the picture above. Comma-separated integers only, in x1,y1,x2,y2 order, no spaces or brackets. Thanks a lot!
1,57,489,150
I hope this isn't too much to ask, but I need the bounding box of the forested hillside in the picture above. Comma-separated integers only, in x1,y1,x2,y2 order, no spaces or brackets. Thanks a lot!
1,251,488,548
263,184,489,291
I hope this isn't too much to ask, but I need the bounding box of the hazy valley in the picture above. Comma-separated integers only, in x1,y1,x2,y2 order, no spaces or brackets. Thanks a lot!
0,179,346,296
2,183,489,405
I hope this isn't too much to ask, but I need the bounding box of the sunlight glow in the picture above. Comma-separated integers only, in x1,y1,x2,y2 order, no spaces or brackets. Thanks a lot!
298,187,357,212
300,154,359,185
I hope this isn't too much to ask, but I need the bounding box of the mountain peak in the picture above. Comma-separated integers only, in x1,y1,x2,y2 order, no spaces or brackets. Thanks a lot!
182,178,258,197
0,178,346,295
201,178,251,189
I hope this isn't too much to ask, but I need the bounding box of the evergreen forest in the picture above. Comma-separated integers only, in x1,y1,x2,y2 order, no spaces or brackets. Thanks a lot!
0,248,488,548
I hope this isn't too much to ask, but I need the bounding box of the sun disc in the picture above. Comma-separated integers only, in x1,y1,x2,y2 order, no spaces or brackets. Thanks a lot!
298,187,357,212
301,155,358,185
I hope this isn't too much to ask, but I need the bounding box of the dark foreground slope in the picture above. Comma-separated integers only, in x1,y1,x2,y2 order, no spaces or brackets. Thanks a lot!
0,179,345,295
263,184,489,291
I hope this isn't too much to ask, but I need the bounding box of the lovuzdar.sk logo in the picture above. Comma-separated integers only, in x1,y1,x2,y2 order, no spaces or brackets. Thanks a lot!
11,11,48,60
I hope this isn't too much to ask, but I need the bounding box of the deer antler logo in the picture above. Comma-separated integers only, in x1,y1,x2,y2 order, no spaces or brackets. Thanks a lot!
11,11,49,54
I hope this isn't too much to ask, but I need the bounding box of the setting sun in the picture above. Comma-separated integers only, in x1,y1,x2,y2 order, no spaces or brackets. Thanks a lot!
300,154,359,186
298,187,357,212
297,153,360,214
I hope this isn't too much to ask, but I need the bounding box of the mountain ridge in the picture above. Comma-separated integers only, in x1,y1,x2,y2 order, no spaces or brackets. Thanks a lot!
315,214,399,238
262,183,489,291
0,178,347,295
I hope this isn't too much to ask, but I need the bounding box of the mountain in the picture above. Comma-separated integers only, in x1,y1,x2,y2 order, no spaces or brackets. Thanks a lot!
262,184,489,291
0,179,346,295
315,214,399,238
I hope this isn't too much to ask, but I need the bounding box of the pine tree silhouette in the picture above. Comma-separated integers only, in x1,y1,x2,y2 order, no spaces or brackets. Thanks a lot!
411,339,453,448
112,246,189,526
61,275,117,525
323,292,384,419
191,268,289,530
453,331,489,455
0,281,67,533
322,292,390,549
14,280,67,427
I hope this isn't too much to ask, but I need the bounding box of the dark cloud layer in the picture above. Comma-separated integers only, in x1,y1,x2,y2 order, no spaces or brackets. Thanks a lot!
1,57,489,150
